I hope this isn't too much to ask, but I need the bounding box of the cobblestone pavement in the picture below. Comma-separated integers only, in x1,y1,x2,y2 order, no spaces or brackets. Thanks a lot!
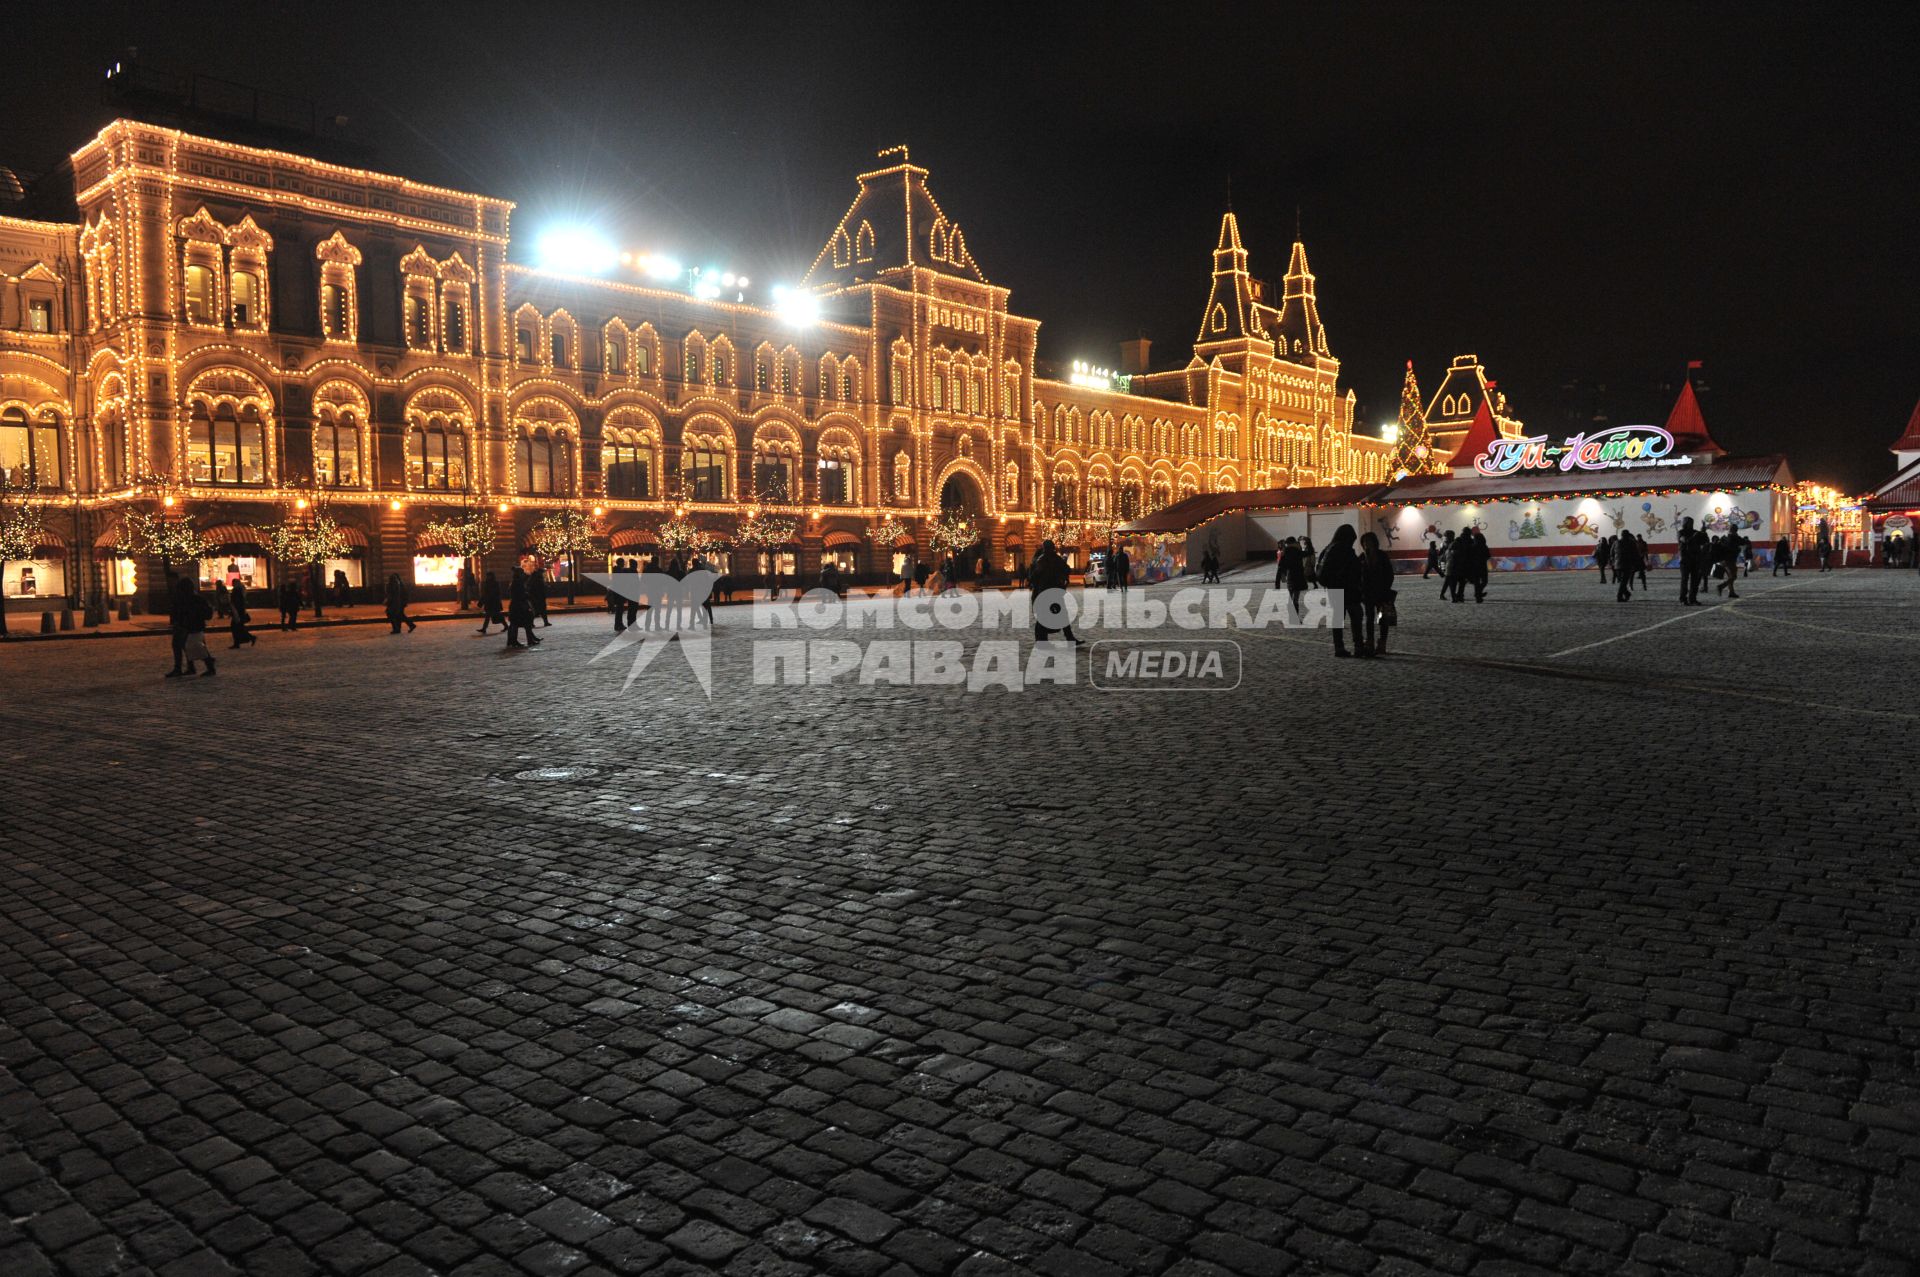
2,567,1916,1277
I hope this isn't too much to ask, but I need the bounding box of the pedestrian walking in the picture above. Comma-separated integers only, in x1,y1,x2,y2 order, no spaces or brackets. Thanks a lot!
530,566,552,627
332,569,352,607
1112,544,1130,593
609,557,629,633
1359,530,1397,657
384,573,417,633
1301,536,1318,587
1615,531,1641,601
1816,518,1833,572
476,570,505,634
1772,535,1793,576
1423,537,1442,579
457,564,474,611
1471,527,1491,601
228,579,256,648
213,579,231,619
1028,539,1082,643
1435,530,1456,595
1277,536,1307,614
166,575,216,678
1633,534,1650,591
1714,532,1744,598
506,567,543,649
1318,525,1366,658
277,576,302,630
1594,535,1612,583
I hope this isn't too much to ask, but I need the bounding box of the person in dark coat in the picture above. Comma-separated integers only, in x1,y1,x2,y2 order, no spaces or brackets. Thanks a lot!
609,558,629,633
1633,535,1651,590
1300,536,1318,587
213,579,231,619
1424,536,1443,579
1028,539,1081,643
1276,536,1307,614
1594,535,1612,583
1443,529,1471,603
506,567,542,648
166,575,216,677
1773,535,1793,576
457,564,474,611
476,570,505,634
384,573,416,633
1470,527,1491,601
1816,518,1833,572
1318,525,1365,657
529,566,551,627
1677,518,1700,604
276,577,301,630
1111,544,1130,593
1434,530,1456,593
1614,531,1640,601
228,579,256,648
1358,530,1397,657
1714,532,1745,598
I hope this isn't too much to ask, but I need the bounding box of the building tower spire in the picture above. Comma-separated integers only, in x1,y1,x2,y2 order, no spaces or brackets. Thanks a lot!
1194,210,1261,347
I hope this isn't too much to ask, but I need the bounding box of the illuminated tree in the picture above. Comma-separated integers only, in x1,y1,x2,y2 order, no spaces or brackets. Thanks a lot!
257,493,352,617
0,478,49,639
1390,361,1440,478
530,506,605,603
928,509,978,557
421,510,497,604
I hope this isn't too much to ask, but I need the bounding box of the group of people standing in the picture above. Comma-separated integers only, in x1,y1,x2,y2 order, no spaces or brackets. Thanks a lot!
1314,526,1397,658
1100,544,1133,592
1425,528,1491,603
606,552,719,635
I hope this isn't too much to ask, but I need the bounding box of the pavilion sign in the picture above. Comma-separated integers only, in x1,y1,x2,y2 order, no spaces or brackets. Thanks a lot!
1474,425,1692,477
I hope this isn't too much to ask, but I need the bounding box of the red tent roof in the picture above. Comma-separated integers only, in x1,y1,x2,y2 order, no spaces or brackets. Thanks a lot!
1664,380,1724,456
1448,397,1504,468
1891,396,1920,454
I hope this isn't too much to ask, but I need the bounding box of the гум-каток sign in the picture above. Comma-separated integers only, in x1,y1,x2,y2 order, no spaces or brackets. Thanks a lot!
1475,425,1692,477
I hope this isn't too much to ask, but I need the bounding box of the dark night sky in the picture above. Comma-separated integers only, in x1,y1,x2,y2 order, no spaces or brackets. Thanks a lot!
8,0,1918,490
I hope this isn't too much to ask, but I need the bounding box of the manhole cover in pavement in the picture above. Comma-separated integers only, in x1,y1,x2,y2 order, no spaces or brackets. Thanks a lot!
500,765,605,783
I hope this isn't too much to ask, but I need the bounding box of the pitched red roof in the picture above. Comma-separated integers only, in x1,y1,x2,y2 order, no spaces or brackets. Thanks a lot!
1116,483,1391,536
1664,380,1724,456
1448,398,1504,468
1891,396,1920,454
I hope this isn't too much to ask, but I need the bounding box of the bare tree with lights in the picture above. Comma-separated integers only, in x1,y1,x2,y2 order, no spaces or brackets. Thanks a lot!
0,476,50,639
529,505,605,604
256,491,353,619
421,508,498,604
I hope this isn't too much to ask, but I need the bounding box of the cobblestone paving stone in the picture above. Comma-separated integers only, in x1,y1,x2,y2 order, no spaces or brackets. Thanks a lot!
1,567,1917,1276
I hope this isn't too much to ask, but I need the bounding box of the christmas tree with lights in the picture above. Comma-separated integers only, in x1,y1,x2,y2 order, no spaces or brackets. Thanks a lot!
1391,362,1440,477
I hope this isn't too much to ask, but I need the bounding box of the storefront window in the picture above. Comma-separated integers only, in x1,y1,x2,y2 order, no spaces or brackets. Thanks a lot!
3,558,65,599
188,404,267,485
413,554,462,586
200,557,268,589
322,558,364,590
107,558,137,596
821,547,856,573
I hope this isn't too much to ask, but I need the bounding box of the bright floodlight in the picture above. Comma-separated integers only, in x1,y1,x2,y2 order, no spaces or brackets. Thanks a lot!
641,254,681,281
774,286,819,326
537,226,617,275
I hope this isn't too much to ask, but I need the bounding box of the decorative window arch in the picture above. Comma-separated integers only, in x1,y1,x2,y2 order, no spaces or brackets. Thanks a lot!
439,253,475,353
930,218,948,260
751,421,802,502
400,246,439,351
819,353,840,400
633,323,659,377
316,232,362,341
603,319,630,376
889,339,912,405
815,425,859,505
831,227,852,268
854,220,875,262
312,381,368,488
681,424,734,500
841,355,861,403
178,207,226,328
80,215,118,330
185,369,273,486
1003,461,1020,508
513,399,578,496
404,388,475,491
710,335,734,387
548,310,578,370
226,215,272,330
0,402,66,491
602,407,661,501
779,346,801,396
684,331,709,384
512,304,542,364
753,342,774,393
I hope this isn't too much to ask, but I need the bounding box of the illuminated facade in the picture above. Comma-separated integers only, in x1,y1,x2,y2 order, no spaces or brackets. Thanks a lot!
0,122,1395,608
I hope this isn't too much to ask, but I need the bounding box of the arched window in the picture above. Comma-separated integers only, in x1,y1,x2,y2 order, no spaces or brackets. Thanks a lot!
855,220,874,262
189,402,266,485
0,408,62,490
840,369,853,401
755,353,771,392
230,269,261,327
315,414,361,487
519,429,558,495
685,442,727,500
711,345,730,386
184,264,215,324
606,335,626,375
604,433,652,499
408,420,468,490
931,368,946,410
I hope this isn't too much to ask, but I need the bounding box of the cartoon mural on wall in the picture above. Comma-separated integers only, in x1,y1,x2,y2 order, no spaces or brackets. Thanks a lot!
1639,501,1667,534
1606,506,1628,531
1556,513,1602,539
1509,511,1548,540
